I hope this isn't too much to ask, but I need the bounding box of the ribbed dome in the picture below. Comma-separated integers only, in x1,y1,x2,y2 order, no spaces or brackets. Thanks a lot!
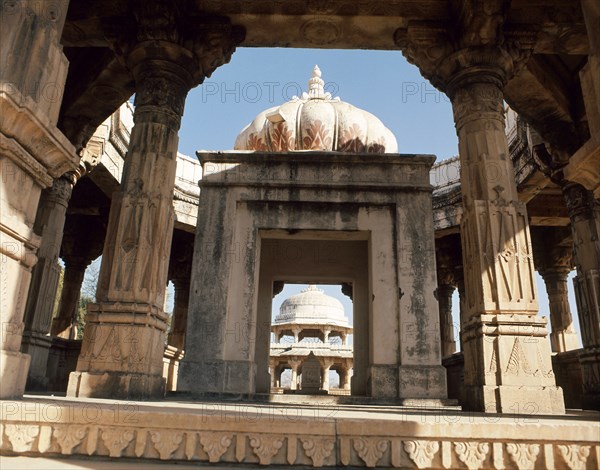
274,285,349,327
234,65,398,153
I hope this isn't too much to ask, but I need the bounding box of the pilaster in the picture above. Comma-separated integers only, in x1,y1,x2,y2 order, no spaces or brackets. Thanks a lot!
437,284,457,358
68,6,244,399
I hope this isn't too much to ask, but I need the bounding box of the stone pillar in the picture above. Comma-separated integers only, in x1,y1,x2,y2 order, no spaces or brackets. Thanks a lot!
68,10,243,399
396,6,565,414
437,284,457,358
167,231,193,352
51,256,88,339
541,269,580,352
531,226,579,353
452,72,563,413
321,359,333,391
20,174,74,390
582,0,600,137
290,360,300,391
168,278,190,351
0,0,78,398
323,329,331,343
563,182,600,409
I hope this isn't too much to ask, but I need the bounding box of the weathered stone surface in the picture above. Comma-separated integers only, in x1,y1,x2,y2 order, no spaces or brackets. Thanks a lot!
179,151,446,400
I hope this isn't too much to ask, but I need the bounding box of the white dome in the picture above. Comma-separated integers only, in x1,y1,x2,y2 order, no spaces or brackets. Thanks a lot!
274,285,349,327
234,65,398,153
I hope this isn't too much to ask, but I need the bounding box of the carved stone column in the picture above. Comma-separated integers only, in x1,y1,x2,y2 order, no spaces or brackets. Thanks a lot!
532,226,579,353
396,15,564,413
289,359,301,391
563,182,600,410
542,269,580,352
68,9,244,399
167,231,194,351
0,0,78,398
437,284,457,358
50,256,88,339
20,174,75,390
452,74,563,413
321,359,333,391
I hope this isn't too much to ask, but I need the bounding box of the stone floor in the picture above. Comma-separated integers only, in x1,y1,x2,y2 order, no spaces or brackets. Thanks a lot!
0,395,598,468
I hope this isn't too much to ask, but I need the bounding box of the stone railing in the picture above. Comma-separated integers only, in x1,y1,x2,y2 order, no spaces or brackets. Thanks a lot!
0,396,598,468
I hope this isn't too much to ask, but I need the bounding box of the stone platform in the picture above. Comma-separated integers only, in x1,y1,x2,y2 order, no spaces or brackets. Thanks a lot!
0,396,598,469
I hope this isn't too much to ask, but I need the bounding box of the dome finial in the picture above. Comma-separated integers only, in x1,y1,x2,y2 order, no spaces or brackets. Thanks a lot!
307,64,326,100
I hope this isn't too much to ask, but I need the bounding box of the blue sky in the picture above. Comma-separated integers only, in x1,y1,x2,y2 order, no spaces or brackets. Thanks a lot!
178,48,457,159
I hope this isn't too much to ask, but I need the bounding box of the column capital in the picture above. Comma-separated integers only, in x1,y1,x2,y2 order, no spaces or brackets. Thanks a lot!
563,182,600,221
394,21,536,96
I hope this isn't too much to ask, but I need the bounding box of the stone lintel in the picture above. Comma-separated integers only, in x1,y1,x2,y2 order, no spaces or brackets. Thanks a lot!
198,152,436,190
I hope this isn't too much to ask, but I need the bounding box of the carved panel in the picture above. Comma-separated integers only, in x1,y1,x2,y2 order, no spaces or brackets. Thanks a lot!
353,438,388,468
404,440,439,469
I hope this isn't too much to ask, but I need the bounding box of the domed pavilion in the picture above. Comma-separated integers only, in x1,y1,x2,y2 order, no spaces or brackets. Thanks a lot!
235,65,397,153
182,66,444,401
270,285,353,393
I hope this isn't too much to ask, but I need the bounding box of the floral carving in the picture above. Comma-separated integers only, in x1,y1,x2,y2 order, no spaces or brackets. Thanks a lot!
200,433,233,463
404,440,440,469
249,435,284,465
454,441,489,470
506,443,540,470
339,123,365,152
101,428,134,457
270,122,295,151
247,133,268,151
557,444,590,469
353,437,388,467
301,437,335,467
302,120,332,150
54,425,87,454
5,424,39,452
367,137,386,154
150,430,184,460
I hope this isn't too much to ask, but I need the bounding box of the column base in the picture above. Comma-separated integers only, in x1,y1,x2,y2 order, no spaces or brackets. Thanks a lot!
67,370,165,400
178,359,256,395
0,350,31,399
20,332,53,392
398,365,448,399
463,384,566,414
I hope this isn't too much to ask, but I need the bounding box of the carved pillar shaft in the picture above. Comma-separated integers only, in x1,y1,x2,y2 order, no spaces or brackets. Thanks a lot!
451,75,564,414
290,363,299,391
437,284,457,357
563,182,600,409
540,269,580,353
168,278,190,351
50,258,88,339
69,43,194,400
20,175,74,390
321,367,330,391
